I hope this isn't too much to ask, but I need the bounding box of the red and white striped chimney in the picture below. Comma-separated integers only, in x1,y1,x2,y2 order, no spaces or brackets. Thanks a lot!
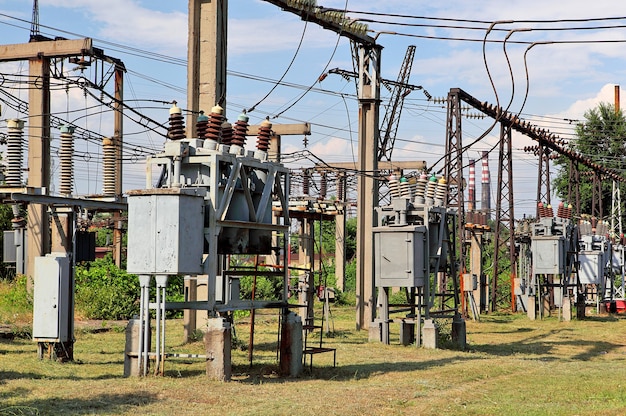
481,151,491,221
468,159,476,212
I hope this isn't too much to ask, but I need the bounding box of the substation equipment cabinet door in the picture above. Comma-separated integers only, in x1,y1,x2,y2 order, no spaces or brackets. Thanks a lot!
32,253,71,342
374,225,428,288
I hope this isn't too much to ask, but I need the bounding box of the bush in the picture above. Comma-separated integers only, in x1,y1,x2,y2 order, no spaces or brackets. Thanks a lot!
239,274,283,300
75,256,184,320
0,275,32,324
0,274,32,310
75,257,139,320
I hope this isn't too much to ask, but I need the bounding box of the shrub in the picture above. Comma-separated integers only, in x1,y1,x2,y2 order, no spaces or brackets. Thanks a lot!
75,257,139,320
75,256,185,320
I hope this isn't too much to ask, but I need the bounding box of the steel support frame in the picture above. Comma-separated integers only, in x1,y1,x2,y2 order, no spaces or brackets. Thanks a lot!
493,124,516,312
444,89,465,296
536,147,551,215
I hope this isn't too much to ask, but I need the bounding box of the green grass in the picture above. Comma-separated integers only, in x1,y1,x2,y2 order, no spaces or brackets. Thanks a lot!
2,306,626,415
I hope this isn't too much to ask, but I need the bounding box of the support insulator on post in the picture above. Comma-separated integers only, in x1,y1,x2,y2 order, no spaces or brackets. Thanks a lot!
102,137,116,196
230,111,249,153
221,121,232,145
59,124,75,196
425,174,438,204
196,110,209,140
167,102,186,140
434,176,448,206
320,172,327,199
414,172,428,204
6,119,24,187
206,105,223,142
302,169,310,195
256,117,272,152
337,174,345,202
388,174,401,199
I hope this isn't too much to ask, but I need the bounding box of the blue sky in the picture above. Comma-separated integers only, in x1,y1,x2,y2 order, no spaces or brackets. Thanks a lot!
2,0,626,216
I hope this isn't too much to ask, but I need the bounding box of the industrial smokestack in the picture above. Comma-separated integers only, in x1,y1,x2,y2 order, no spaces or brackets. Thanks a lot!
481,151,491,221
468,159,476,212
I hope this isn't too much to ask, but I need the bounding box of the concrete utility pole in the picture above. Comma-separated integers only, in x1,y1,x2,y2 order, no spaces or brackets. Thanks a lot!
112,66,125,267
183,0,228,341
187,0,228,138
354,44,381,330
0,38,94,279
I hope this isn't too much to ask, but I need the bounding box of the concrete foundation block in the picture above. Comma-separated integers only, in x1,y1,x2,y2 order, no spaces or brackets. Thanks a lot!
527,296,536,320
451,314,466,350
422,319,438,349
279,311,303,377
562,295,572,321
399,321,415,346
124,318,150,377
204,317,232,381
368,320,382,343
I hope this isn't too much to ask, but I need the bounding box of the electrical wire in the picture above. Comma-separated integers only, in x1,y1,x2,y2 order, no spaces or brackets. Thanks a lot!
271,0,349,120
247,20,309,113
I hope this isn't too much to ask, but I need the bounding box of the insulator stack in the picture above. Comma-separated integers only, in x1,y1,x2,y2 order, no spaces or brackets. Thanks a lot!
414,172,428,204
196,111,209,139
425,174,438,203
168,102,186,140
302,170,310,195
597,220,609,236
537,202,545,218
221,121,233,145
205,105,223,142
434,176,448,206
579,220,591,236
256,117,272,151
231,111,249,149
102,137,116,196
400,177,412,199
388,174,401,199
557,201,565,218
566,203,573,219
6,119,24,187
546,204,554,218
58,125,75,196
320,172,327,199
337,175,345,202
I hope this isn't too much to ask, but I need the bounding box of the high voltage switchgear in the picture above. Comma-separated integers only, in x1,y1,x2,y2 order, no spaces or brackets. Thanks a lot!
126,103,291,376
372,171,465,348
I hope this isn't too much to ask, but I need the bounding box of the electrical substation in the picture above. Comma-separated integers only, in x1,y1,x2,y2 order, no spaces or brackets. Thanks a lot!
4,0,626,385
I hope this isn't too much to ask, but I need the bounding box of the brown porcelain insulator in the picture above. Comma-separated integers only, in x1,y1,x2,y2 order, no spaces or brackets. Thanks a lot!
256,118,272,151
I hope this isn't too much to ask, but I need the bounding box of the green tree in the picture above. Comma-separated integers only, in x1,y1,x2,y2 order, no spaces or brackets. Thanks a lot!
553,102,626,215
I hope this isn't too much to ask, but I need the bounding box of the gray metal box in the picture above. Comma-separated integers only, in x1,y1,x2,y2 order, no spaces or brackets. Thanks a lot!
32,253,71,342
3,230,15,263
127,189,205,275
374,225,427,287
531,236,565,275
578,251,602,284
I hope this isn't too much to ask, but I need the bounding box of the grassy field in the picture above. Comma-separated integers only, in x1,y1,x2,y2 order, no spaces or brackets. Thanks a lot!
2,306,626,415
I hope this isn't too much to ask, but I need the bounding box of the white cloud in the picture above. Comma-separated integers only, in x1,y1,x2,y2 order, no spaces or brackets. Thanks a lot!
42,0,187,56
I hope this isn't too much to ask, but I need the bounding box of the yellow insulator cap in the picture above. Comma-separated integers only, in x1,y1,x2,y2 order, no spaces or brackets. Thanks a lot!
169,102,182,115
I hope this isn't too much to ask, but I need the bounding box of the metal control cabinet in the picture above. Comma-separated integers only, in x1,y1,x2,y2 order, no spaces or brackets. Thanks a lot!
579,251,603,285
374,225,427,287
531,236,565,275
127,189,205,275
32,253,71,342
